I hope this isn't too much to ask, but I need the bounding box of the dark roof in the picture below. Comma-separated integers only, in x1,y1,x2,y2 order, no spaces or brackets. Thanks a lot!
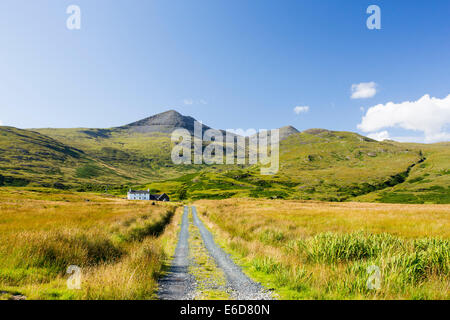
128,191,169,200
157,193,169,200
148,193,170,200
128,190,150,194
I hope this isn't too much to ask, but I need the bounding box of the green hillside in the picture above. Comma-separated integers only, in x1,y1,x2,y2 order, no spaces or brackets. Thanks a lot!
34,127,202,182
144,129,431,202
354,142,450,204
32,111,227,186
0,110,448,203
0,126,134,189
276,129,424,201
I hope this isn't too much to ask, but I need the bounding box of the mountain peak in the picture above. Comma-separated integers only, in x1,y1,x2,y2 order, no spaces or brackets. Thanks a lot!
278,125,299,140
161,109,182,116
126,109,186,126
120,110,211,134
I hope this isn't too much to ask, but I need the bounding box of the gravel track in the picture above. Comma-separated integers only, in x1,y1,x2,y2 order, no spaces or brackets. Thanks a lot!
158,206,196,300
191,206,274,300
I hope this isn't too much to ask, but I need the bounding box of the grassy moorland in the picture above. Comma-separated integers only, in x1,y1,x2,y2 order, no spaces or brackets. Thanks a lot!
0,126,204,190
2,120,449,204
194,199,450,299
34,127,200,182
146,129,447,203
146,133,449,204
355,142,450,204
0,187,181,300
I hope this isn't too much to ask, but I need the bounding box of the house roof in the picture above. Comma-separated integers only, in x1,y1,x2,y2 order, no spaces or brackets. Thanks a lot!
127,191,169,200
128,190,150,194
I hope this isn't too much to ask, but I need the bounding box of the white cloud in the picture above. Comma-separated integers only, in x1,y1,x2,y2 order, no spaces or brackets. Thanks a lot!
367,131,390,141
351,82,377,99
358,94,450,142
294,106,309,114
0,120,3,126
183,98,194,105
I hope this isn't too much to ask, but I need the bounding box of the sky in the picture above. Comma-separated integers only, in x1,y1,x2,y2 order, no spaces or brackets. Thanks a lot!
0,0,449,143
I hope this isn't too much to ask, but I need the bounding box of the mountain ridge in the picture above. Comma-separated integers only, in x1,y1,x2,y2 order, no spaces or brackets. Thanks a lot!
1,110,449,203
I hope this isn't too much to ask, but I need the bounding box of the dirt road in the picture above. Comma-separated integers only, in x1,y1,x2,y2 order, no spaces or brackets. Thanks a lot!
158,206,196,300
158,206,273,300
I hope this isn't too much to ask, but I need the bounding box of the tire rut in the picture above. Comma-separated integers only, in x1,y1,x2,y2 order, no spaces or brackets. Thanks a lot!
191,206,274,300
159,206,274,300
158,206,196,300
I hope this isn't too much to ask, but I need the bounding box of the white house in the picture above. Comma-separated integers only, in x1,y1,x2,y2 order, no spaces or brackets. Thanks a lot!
127,189,151,200
127,189,170,201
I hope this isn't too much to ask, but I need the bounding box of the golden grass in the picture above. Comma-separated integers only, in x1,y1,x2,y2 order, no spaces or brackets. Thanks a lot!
0,187,180,300
196,199,450,239
195,198,450,299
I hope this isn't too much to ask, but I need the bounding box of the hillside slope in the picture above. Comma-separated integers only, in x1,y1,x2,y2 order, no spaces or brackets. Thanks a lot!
33,110,222,184
34,127,183,181
354,142,450,203
1,110,447,203
145,129,427,202
0,126,132,188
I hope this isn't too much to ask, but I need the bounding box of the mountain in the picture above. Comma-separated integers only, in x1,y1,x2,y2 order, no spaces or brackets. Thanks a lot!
32,110,239,186
248,125,299,142
144,128,441,202
119,110,212,134
279,126,300,140
0,126,131,188
1,110,448,203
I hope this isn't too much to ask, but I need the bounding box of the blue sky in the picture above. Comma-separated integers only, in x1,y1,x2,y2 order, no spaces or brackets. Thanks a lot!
0,0,449,142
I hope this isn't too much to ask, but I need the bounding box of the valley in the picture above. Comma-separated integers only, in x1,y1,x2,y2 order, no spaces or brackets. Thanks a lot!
1,110,448,204
1,109,449,300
